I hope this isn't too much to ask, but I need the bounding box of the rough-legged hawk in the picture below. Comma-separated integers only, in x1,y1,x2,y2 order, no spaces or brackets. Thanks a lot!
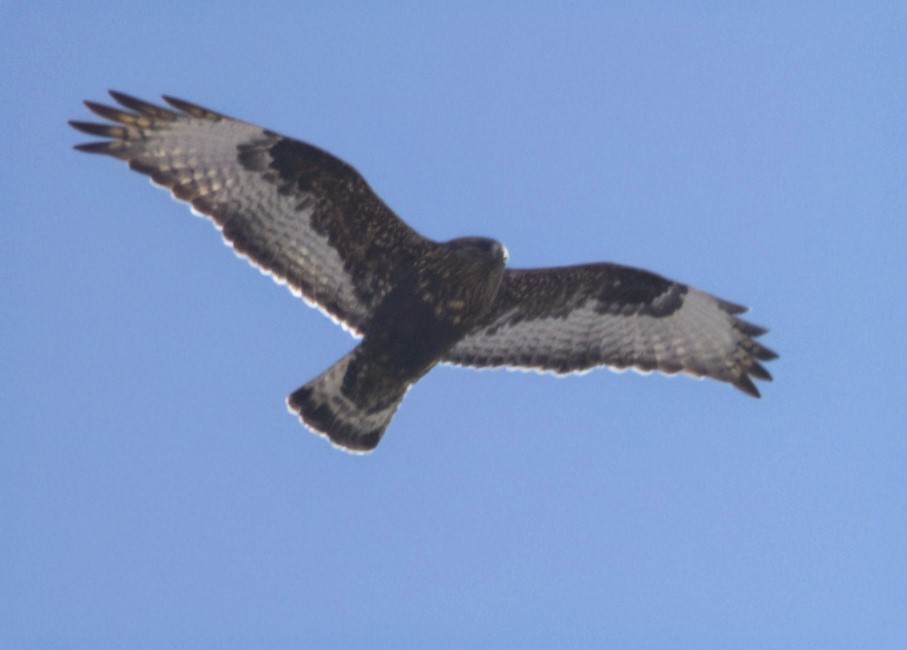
71,92,777,453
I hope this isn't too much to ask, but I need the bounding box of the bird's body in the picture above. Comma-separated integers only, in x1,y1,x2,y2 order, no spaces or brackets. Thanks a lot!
289,237,507,451
71,92,776,453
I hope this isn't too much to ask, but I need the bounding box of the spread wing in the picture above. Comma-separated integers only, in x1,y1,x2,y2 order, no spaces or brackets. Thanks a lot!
70,91,437,335
443,264,777,396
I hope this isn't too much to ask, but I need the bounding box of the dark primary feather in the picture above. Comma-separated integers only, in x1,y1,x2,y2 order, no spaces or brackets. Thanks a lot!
70,91,435,334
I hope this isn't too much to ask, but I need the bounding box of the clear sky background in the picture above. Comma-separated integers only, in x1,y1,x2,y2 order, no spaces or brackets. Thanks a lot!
3,2,905,647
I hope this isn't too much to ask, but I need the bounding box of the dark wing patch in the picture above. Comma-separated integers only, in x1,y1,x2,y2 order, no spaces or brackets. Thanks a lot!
443,264,777,397
70,91,436,334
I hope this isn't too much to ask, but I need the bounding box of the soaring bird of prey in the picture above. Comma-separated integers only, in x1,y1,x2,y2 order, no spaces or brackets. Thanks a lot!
71,91,777,453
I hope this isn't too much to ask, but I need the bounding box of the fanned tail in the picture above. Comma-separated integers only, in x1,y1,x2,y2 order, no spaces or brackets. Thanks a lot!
287,351,405,454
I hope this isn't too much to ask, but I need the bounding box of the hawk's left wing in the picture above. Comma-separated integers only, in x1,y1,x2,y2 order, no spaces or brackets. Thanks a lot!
443,264,777,396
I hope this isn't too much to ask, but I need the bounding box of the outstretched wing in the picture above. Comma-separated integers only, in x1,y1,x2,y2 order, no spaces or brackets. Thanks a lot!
443,264,777,396
70,91,436,335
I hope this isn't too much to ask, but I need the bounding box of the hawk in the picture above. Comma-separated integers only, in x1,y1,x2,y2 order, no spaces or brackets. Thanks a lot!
71,92,777,453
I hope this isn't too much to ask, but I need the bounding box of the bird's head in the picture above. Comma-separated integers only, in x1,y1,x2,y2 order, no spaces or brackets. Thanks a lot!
444,237,509,265
425,237,508,316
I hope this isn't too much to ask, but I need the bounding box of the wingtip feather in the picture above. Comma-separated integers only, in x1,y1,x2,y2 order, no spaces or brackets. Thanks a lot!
107,90,178,120
73,142,115,154
733,374,762,398
161,94,223,120
748,360,773,382
68,120,123,138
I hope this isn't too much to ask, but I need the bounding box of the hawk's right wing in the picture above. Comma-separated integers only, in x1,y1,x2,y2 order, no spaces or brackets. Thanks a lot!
71,91,437,335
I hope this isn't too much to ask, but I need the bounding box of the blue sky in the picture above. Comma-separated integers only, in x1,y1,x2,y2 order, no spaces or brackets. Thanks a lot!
3,2,905,647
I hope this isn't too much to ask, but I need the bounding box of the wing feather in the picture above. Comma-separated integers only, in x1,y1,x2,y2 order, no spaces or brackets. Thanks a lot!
70,91,436,334
443,264,777,396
